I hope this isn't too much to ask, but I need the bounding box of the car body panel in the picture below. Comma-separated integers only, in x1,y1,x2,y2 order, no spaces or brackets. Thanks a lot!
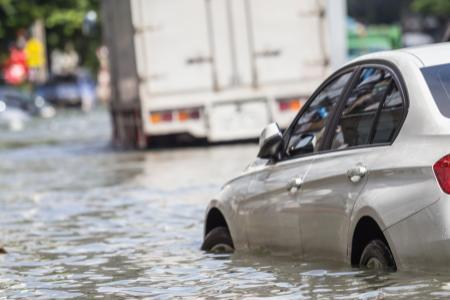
208,172,255,250
386,196,450,272
299,147,372,261
204,43,450,271
240,156,314,255
401,43,450,67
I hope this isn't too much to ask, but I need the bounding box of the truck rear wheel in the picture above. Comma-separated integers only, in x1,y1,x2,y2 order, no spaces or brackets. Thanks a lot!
359,239,396,271
201,226,234,253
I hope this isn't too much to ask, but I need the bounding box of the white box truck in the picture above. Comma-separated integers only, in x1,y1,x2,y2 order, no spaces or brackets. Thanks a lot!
102,0,347,147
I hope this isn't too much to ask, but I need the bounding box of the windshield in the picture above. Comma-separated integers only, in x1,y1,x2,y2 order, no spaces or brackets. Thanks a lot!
422,63,450,118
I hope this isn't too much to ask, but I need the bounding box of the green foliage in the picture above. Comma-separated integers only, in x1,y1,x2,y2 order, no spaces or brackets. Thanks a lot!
0,0,100,72
412,0,450,16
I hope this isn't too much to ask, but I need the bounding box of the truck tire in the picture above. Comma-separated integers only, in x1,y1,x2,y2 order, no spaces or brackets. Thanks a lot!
359,239,396,271
201,226,234,253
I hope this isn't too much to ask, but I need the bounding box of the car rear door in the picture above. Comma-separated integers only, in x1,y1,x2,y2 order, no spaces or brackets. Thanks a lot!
298,66,403,261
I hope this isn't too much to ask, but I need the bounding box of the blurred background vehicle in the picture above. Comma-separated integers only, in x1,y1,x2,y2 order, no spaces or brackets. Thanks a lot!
103,0,450,149
0,0,448,139
0,86,55,118
0,101,29,131
35,70,96,111
0,0,450,298
104,0,348,148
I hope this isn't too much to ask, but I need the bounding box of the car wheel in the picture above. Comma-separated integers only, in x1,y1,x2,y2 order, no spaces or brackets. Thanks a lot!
359,239,396,271
201,226,234,253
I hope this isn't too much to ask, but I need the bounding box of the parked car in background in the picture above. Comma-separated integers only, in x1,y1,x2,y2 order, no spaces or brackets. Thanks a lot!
0,103,29,131
0,86,55,119
202,43,450,272
35,70,96,111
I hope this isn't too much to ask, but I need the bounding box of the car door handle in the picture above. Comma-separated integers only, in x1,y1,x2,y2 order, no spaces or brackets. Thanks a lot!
347,165,367,183
287,177,303,194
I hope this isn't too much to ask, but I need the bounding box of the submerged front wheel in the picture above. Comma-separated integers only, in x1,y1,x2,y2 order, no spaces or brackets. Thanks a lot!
359,239,396,271
201,226,234,253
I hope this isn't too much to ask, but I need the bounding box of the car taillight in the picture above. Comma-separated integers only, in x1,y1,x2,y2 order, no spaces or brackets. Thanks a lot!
433,155,450,194
278,98,302,112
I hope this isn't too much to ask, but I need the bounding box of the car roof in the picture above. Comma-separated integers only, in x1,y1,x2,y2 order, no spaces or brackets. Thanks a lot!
348,42,450,68
399,42,450,67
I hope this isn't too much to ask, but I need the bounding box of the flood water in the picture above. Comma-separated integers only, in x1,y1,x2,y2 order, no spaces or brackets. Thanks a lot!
1,109,450,299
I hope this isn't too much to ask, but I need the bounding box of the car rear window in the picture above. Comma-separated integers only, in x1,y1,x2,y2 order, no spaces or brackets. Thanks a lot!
422,63,450,118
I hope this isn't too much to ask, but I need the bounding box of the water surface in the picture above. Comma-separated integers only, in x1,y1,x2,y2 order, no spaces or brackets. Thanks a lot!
0,109,449,299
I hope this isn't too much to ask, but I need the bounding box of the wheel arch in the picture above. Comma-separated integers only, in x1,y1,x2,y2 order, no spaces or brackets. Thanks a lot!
349,214,397,267
204,206,231,238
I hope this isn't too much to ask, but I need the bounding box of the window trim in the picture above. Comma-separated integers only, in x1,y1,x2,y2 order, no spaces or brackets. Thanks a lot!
275,59,409,163
278,66,360,161
323,62,409,152
368,80,395,144
325,66,396,150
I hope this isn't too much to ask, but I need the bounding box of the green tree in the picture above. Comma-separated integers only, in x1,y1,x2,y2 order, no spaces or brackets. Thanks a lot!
0,0,100,72
411,0,450,16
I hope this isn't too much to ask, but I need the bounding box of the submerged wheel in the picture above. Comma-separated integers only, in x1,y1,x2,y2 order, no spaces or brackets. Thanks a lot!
359,239,396,271
201,226,234,253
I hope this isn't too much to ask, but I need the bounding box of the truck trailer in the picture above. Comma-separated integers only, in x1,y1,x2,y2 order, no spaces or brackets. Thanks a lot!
102,0,347,148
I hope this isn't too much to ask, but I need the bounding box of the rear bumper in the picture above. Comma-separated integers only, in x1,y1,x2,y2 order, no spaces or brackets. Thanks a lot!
143,98,298,142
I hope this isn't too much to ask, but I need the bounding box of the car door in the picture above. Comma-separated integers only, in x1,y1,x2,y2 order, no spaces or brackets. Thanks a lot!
240,71,354,255
299,66,399,261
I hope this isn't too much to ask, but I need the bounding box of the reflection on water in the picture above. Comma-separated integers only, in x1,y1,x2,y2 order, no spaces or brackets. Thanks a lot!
0,109,450,299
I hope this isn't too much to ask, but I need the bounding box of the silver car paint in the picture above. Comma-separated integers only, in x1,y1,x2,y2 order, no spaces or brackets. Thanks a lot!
386,196,450,272
243,156,313,255
205,43,450,270
298,147,371,261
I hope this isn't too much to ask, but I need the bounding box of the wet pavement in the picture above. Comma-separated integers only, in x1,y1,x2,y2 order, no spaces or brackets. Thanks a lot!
1,109,450,299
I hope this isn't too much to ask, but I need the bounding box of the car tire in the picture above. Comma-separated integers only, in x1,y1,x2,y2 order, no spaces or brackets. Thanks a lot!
201,226,234,253
359,239,396,271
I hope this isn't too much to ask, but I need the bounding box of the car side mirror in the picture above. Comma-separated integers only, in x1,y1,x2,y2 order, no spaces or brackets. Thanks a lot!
257,123,283,159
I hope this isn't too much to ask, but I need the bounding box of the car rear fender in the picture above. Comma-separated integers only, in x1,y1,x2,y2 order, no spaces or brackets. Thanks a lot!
347,206,393,260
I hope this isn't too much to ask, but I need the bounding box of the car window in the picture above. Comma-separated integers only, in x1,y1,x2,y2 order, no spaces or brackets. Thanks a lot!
422,63,450,118
331,68,392,150
285,72,353,157
372,84,404,143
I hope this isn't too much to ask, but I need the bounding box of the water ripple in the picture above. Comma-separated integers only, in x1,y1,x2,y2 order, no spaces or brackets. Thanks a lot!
0,110,449,299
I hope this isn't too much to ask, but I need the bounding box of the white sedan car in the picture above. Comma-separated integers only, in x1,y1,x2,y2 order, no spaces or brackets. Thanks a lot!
202,43,450,271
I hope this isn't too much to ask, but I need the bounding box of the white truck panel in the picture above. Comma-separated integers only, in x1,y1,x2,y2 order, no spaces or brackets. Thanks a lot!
207,0,234,89
248,0,326,85
127,0,347,142
327,0,348,70
208,0,254,88
131,0,213,94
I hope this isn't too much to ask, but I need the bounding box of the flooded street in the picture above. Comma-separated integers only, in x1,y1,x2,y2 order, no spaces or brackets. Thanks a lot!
1,109,450,299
